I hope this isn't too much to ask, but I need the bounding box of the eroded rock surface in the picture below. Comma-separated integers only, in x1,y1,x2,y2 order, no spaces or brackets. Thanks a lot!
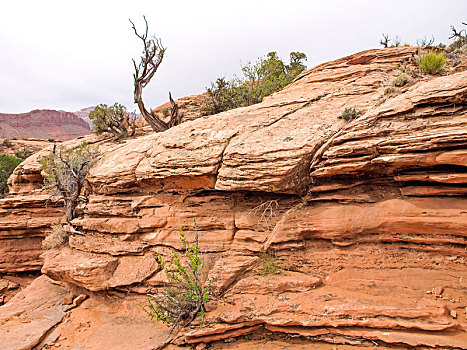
2,47,466,348
0,275,70,350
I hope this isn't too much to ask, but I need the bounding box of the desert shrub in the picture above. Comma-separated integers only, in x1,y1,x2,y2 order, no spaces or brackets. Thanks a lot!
89,103,136,138
0,154,22,197
258,251,282,275
14,147,32,160
393,73,413,87
200,51,307,116
161,107,170,117
418,51,446,74
2,139,12,148
384,86,398,95
40,141,99,223
339,107,363,122
42,224,68,249
144,229,213,334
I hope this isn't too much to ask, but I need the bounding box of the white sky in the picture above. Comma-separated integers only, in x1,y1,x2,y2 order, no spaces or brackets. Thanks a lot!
0,0,466,113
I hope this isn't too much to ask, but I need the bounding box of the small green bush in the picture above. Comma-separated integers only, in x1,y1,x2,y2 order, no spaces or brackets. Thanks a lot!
2,139,12,148
393,73,413,87
89,103,136,138
144,229,213,332
200,51,307,116
161,107,170,117
339,107,363,122
418,51,446,74
0,154,22,197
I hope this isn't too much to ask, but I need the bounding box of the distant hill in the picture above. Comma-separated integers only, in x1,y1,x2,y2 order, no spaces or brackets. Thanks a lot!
0,109,90,141
72,106,95,128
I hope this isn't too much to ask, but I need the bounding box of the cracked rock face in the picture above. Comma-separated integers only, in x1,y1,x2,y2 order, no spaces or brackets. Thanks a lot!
1,47,467,349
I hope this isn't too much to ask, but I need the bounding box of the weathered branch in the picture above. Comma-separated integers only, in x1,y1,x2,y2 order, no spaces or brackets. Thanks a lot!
130,17,183,132
379,33,390,48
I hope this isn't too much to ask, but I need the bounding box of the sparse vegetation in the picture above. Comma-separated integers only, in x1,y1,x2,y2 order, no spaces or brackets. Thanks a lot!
40,141,99,223
339,107,363,122
0,154,22,197
14,147,32,160
384,86,398,95
258,251,282,275
42,224,68,249
416,36,435,47
418,51,446,74
2,139,12,148
144,227,213,337
161,107,170,117
448,22,467,52
393,72,413,87
89,103,136,138
200,51,307,116
379,34,403,48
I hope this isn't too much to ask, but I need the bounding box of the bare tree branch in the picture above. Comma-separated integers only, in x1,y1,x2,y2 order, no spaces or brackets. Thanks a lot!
130,17,183,132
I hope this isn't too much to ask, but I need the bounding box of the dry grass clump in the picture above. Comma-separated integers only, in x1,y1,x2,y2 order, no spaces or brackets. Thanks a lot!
384,86,398,95
258,251,282,275
42,224,68,249
393,73,413,87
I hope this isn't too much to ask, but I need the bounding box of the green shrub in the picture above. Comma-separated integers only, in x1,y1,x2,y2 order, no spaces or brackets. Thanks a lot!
393,73,413,87
89,103,136,138
418,51,446,74
200,51,307,116
2,139,12,148
0,154,22,197
339,107,363,122
258,251,282,276
144,229,213,333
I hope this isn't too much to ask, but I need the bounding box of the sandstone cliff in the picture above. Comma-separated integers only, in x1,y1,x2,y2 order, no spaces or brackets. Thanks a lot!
0,109,90,141
0,47,466,349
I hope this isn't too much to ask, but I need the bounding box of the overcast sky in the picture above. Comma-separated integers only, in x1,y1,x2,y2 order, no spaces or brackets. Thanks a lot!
1,0,466,113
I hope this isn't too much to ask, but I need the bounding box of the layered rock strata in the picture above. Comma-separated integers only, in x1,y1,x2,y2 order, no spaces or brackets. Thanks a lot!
0,109,90,141
2,47,467,348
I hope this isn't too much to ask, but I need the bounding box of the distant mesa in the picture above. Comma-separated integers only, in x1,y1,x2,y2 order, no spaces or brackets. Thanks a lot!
0,109,91,141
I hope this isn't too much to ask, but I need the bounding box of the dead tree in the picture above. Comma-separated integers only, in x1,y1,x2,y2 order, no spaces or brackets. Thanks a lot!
380,33,390,48
168,91,183,128
41,142,99,224
449,23,467,41
416,36,435,47
130,16,183,132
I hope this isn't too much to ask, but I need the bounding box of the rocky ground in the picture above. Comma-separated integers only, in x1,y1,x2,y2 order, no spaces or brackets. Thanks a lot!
0,46,466,349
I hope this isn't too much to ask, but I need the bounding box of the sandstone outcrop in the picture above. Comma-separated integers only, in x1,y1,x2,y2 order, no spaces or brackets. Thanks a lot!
1,47,466,349
0,109,90,141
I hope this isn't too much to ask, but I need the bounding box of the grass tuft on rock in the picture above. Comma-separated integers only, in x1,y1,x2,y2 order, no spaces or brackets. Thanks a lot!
418,51,446,74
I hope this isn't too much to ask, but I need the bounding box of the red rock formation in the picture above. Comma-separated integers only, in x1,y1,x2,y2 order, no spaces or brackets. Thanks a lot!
1,47,466,349
0,109,90,141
